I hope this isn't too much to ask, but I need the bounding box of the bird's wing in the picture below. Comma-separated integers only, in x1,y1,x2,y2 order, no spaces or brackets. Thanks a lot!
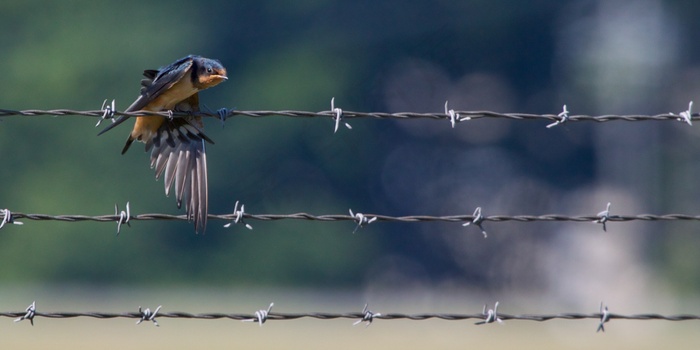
97,57,194,136
148,114,210,233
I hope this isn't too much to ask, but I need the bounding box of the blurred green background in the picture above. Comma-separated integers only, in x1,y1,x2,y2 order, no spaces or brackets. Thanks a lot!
2,0,700,348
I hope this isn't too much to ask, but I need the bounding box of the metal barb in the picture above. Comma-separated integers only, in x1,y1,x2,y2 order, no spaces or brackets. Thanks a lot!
677,101,693,126
331,97,351,133
597,302,610,332
216,107,231,128
353,304,381,327
0,208,23,230
463,207,487,238
203,105,232,128
96,99,116,127
14,301,36,326
349,209,377,233
445,100,460,128
114,202,131,235
243,303,274,326
223,200,253,230
594,202,611,232
475,301,503,325
444,101,471,128
136,305,161,326
546,104,570,128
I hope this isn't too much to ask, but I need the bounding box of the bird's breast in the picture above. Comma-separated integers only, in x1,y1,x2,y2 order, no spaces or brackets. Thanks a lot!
131,78,199,142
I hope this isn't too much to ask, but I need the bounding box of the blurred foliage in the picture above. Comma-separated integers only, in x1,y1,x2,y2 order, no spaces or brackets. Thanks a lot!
1,0,700,300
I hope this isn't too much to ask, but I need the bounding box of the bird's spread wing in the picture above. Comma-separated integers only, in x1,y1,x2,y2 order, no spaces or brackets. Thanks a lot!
141,56,194,104
147,113,211,233
97,57,194,136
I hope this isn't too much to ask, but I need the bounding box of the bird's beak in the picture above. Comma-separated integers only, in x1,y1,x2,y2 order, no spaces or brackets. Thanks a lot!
200,71,228,87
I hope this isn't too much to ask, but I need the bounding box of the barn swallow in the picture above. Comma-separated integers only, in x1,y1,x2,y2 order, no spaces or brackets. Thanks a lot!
98,55,228,233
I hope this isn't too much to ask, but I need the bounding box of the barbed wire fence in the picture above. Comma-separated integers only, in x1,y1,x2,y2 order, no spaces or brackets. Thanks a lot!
0,99,696,128
4,203,700,235
5,300,700,331
2,101,700,332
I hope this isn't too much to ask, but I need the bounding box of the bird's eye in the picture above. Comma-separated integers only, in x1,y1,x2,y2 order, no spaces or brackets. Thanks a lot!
206,67,213,73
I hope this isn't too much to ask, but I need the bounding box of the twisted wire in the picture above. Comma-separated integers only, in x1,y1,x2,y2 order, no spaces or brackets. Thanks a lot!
0,108,695,123
2,310,698,322
6,211,700,225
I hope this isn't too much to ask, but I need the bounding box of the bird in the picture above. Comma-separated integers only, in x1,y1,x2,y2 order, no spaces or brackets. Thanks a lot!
98,55,228,233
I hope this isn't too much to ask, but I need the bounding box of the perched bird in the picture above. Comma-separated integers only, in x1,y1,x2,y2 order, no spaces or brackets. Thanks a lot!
99,55,228,233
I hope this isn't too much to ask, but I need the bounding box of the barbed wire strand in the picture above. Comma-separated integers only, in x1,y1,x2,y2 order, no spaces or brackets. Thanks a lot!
4,209,700,227
3,310,699,323
5,301,700,330
0,107,698,124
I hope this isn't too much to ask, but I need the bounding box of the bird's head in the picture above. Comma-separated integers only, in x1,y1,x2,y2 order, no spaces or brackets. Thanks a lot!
194,57,228,89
